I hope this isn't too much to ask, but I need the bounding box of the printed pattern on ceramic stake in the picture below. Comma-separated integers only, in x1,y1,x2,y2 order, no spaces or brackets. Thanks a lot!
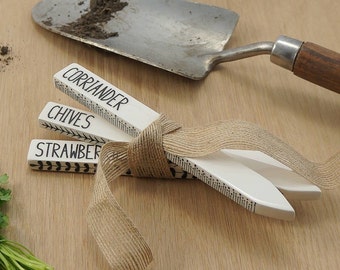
39,101,132,145
53,63,297,221
28,139,100,173
54,63,159,137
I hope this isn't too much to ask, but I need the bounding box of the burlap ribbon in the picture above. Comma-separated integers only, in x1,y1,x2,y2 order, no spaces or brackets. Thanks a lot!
86,114,339,269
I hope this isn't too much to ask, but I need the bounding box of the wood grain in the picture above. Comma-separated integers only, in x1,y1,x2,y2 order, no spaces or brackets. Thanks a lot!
0,0,339,269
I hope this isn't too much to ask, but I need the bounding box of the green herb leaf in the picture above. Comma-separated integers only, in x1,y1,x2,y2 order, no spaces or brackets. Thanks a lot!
0,212,9,230
0,238,54,270
0,174,8,185
0,174,11,229
0,187,11,204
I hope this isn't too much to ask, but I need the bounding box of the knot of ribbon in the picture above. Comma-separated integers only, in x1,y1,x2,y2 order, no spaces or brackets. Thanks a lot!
86,114,339,270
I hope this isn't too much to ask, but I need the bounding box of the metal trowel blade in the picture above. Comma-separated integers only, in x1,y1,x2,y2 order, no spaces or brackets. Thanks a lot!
32,0,239,79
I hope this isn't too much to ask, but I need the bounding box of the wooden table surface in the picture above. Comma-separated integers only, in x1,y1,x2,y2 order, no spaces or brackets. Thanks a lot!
1,0,339,269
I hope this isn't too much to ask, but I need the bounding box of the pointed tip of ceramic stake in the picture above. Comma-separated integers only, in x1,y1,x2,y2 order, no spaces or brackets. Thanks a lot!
255,202,295,221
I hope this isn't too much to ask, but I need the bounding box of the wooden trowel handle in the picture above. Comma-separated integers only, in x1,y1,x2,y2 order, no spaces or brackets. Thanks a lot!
293,42,340,93
270,36,340,93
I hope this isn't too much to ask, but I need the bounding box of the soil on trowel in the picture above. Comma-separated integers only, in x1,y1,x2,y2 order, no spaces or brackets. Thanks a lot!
0,45,14,72
59,0,128,39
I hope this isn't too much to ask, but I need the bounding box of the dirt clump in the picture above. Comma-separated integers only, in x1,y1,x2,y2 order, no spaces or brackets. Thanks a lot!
59,0,128,39
0,45,14,72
